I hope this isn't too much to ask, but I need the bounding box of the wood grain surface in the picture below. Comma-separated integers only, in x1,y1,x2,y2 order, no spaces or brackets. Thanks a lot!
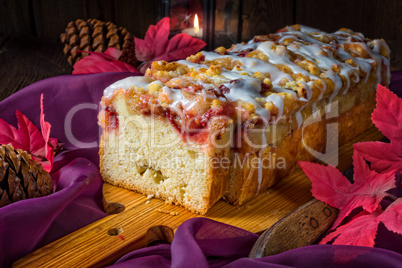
13,126,384,268
241,0,294,41
0,0,157,41
0,35,71,101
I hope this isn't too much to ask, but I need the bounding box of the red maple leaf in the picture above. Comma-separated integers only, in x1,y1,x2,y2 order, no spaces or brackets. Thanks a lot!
299,84,402,249
72,47,140,75
39,94,60,171
135,17,206,73
354,141,402,174
135,17,170,62
354,85,402,173
320,198,402,247
0,94,61,172
372,85,402,142
299,151,396,228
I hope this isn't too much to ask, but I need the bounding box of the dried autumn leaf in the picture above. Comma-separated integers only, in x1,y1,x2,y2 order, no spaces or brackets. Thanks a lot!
72,47,140,75
135,17,170,62
40,94,57,171
354,85,402,173
388,171,402,199
320,198,402,247
299,151,396,228
153,33,207,62
0,94,61,172
300,84,402,249
372,85,402,142
135,17,206,73
354,141,402,174
0,111,45,160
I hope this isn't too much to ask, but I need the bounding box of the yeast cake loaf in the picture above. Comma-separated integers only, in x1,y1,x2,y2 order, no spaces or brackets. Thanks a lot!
98,25,390,214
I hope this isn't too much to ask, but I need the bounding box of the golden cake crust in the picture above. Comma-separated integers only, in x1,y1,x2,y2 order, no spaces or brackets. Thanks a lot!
98,24,390,214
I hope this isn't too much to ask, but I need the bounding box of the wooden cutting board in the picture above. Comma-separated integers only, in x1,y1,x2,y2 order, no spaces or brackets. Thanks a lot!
13,127,384,268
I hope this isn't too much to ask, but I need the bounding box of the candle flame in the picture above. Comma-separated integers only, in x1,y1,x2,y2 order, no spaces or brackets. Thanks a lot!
194,14,199,34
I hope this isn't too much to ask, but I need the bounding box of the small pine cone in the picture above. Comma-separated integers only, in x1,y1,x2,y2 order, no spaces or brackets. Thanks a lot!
119,28,137,67
0,144,53,208
60,18,137,66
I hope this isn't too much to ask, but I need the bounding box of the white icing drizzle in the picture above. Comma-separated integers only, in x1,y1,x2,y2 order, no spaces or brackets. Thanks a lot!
177,51,292,122
162,87,184,108
360,42,384,86
299,25,321,33
104,76,161,98
257,131,267,194
265,93,284,119
221,78,271,121
228,39,259,53
203,51,295,86
257,41,318,80
177,59,209,71
295,109,303,128
105,26,388,126
278,34,298,44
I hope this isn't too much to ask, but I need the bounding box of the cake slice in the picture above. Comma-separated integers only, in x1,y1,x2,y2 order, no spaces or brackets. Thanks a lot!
98,25,390,214
98,76,232,213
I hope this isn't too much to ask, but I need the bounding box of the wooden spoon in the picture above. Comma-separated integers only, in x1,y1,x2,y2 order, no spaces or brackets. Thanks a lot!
249,198,339,258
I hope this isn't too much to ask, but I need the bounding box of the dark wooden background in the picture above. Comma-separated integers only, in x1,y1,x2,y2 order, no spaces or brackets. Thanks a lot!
0,0,401,101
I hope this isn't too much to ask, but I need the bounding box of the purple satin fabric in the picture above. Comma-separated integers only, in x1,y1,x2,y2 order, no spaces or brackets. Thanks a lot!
0,71,401,267
0,72,134,267
110,218,402,268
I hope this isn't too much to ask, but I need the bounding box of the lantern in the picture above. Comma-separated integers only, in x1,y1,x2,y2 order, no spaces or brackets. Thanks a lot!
156,0,243,50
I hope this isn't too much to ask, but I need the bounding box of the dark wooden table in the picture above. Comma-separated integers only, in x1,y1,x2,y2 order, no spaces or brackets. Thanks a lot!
0,34,72,101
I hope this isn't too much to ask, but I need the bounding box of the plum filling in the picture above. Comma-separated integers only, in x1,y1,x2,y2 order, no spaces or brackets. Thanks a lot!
166,105,231,144
102,80,261,144
104,106,119,131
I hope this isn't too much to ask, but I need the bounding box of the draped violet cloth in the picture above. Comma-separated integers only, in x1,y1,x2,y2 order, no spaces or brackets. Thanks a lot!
1,71,401,267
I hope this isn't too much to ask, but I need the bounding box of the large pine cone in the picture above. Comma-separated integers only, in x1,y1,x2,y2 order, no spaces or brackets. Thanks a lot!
60,18,136,66
0,144,54,208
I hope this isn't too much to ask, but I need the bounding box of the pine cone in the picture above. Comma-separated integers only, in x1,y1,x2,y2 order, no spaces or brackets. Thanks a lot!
0,144,53,208
60,18,136,66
